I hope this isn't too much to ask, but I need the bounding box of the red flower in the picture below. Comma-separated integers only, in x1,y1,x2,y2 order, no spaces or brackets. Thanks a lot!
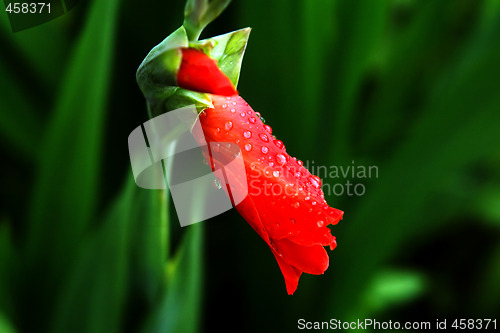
179,49,343,294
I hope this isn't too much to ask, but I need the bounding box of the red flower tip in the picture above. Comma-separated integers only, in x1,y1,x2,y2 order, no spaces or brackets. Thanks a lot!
195,94,343,295
177,48,238,96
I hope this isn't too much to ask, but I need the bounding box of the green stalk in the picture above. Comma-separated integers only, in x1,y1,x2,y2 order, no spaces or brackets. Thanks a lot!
183,0,232,40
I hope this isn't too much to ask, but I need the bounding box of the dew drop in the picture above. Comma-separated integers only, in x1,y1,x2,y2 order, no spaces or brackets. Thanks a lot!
261,146,269,154
226,96,231,100
305,196,310,201
249,117,256,124
232,101,237,106
240,112,246,117
243,131,252,139
255,112,261,118
294,171,302,179
273,170,280,178
225,121,233,131
317,220,325,228
264,125,272,134
259,133,269,142
230,108,236,113
293,202,300,208
273,140,284,149
309,175,322,188
297,160,303,166
312,201,317,206
268,162,274,167
222,104,228,109
260,116,266,123
244,143,252,151
275,153,287,166
216,127,221,134
213,179,222,189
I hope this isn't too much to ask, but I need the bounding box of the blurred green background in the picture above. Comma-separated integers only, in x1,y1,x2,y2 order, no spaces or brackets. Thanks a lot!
1,0,500,332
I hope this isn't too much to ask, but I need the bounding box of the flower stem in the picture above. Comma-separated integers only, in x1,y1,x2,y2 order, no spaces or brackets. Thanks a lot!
183,0,232,41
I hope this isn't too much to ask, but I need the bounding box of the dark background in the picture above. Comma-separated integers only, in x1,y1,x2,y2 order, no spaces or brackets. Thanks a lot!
0,0,499,332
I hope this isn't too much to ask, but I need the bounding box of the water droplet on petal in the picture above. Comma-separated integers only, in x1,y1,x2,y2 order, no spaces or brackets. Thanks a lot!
294,171,302,179
216,127,221,134
249,117,256,124
244,143,252,151
232,101,237,106
226,96,231,100
225,121,233,131
276,153,287,166
260,116,266,123
259,133,269,142
213,179,222,189
305,196,310,201
293,202,300,208
310,175,322,188
312,201,317,206
268,162,274,167
273,170,280,177
264,125,272,134
230,108,236,113
255,112,261,118
243,131,252,139
297,160,303,166
273,140,284,149
222,104,228,108
240,112,246,117
317,220,324,227
261,146,269,154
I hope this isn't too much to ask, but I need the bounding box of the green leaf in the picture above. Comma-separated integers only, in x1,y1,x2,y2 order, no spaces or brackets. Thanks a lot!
27,0,120,257
20,0,121,327
0,313,17,333
141,224,203,333
50,178,135,333
362,269,426,315
0,59,43,158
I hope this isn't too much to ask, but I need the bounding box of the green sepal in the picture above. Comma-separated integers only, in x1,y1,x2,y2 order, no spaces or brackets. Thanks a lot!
136,27,188,115
163,88,213,114
190,27,251,87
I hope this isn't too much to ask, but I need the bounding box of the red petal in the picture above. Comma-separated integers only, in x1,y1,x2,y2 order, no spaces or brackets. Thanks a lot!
272,238,329,275
177,48,237,96
271,250,302,295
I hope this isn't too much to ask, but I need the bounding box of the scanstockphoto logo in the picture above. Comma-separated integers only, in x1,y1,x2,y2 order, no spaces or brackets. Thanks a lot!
128,106,378,226
128,105,248,227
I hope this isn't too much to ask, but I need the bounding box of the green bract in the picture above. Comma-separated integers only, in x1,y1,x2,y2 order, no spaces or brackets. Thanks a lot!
136,25,250,117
